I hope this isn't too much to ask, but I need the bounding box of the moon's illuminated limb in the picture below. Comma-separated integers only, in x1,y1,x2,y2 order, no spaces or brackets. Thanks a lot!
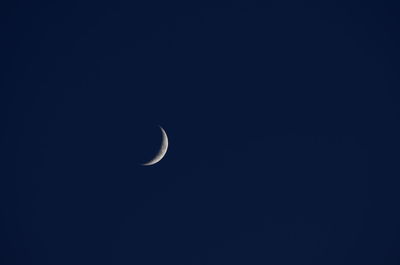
142,126,169,166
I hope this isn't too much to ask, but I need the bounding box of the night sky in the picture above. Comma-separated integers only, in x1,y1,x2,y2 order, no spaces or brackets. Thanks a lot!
1,1,400,264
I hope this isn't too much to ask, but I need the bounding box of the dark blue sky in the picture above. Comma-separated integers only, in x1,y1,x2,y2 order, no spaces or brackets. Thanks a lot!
1,1,400,264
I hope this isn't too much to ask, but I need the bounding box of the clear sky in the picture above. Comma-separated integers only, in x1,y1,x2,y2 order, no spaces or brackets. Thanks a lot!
1,1,400,264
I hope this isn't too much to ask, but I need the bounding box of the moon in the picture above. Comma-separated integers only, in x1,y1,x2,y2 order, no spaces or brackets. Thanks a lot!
142,126,169,166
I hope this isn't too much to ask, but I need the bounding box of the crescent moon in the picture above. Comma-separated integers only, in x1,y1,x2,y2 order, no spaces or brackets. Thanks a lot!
142,126,169,166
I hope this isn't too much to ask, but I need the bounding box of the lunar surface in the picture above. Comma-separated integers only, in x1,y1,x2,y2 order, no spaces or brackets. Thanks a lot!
142,126,169,166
